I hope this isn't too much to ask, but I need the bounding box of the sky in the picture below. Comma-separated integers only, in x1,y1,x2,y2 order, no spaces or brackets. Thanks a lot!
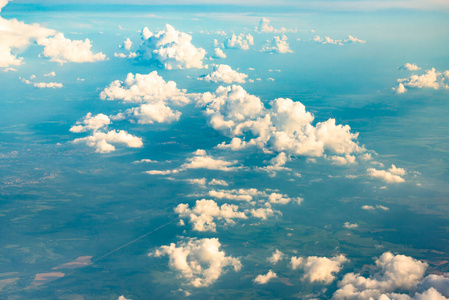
0,0,449,299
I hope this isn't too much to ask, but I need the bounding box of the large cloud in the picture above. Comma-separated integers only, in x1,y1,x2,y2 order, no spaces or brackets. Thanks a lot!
150,238,241,287
393,68,449,94
137,24,206,69
37,33,106,63
291,254,348,284
332,252,449,300
101,71,192,125
199,85,365,161
175,199,247,232
198,64,248,84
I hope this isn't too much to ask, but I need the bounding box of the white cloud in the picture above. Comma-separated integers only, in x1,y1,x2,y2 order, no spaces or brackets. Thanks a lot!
208,189,254,202
122,38,132,50
256,18,296,33
124,102,182,124
224,33,254,51
37,33,106,63
175,199,247,232
399,63,421,71
209,179,229,186
388,164,406,176
344,222,358,229
72,130,143,153
150,238,241,287
117,296,131,300
249,205,278,220
328,154,357,165
262,35,293,54
333,252,428,299
291,254,348,284
101,71,191,105
313,35,366,45
69,113,111,133
185,178,207,186
180,150,243,172
199,64,248,84
214,48,227,59
138,24,206,69
394,68,449,93
367,168,405,183
202,86,365,161
22,78,63,88
44,71,56,77
0,3,56,68
254,270,277,284
362,205,389,211
267,249,284,265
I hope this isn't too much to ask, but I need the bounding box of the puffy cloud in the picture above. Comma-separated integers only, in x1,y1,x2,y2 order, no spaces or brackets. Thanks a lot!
362,205,389,211
333,252,428,299
202,86,365,161
69,113,111,133
72,130,143,153
268,192,302,205
122,38,132,50
37,33,106,63
0,3,56,68
186,178,207,186
248,205,277,220
256,18,296,33
180,150,243,172
124,102,181,124
262,35,293,54
394,68,449,93
344,222,358,229
388,164,406,176
257,152,291,175
313,35,366,45
198,64,248,84
175,199,247,232
208,189,253,202
117,296,131,300
267,249,284,265
209,179,229,186
291,254,348,285
254,270,277,284
213,48,226,59
224,33,254,51
328,154,357,165
101,71,191,105
150,238,241,287
367,168,405,183
399,63,421,71
137,24,206,69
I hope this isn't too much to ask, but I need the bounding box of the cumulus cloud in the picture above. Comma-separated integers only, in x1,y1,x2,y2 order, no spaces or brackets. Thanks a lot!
101,71,193,125
256,18,296,33
69,113,111,133
254,270,277,284
367,167,405,183
21,77,63,88
262,35,293,54
72,130,143,153
37,33,106,63
249,205,278,220
399,63,421,71
0,2,56,68
393,68,449,93
198,64,248,84
224,33,254,50
343,222,358,229
44,71,56,77
202,86,365,161
313,35,366,45
175,199,247,232
213,48,227,59
267,249,284,265
291,254,348,284
209,179,229,186
150,238,241,287
137,24,206,69
333,252,430,299
122,38,132,50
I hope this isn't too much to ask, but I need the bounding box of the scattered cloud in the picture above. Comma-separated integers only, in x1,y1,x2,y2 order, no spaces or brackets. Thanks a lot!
213,48,227,59
393,68,449,94
254,270,277,284
150,238,241,287
256,18,296,33
262,35,293,54
313,35,366,45
399,63,421,71
198,64,248,83
367,166,406,183
291,254,348,284
137,24,206,69
267,249,284,265
224,33,254,51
